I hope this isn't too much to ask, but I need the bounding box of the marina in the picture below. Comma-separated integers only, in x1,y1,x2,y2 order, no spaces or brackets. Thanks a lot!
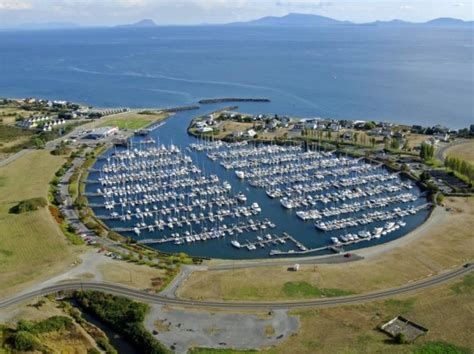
85,104,432,259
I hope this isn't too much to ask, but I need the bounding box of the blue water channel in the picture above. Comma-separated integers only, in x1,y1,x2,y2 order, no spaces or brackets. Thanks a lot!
86,102,431,259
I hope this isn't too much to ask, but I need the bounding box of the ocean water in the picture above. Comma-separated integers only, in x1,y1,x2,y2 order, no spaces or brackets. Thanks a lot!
0,25,473,128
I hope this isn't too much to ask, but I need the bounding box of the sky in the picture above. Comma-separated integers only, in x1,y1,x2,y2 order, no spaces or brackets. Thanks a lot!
0,0,472,26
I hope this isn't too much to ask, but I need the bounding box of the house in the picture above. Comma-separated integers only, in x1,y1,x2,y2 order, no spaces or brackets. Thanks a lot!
328,122,341,132
382,128,393,138
342,131,354,141
304,122,319,130
16,115,51,129
244,129,257,138
292,121,305,131
197,126,213,133
232,131,243,138
434,132,449,142
195,121,207,129
279,116,291,128
352,120,366,129
367,127,383,136
266,119,280,130
411,125,425,134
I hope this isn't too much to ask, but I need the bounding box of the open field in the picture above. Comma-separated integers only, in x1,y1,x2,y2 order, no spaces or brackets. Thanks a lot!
214,121,253,138
264,274,474,354
179,197,474,300
0,150,81,298
443,140,474,164
406,133,429,149
98,261,168,290
96,110,169,130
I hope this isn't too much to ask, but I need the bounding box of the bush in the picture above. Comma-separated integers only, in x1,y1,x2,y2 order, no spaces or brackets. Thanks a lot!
10,331,42,351
96,337,118,354
75,291,171,354
394,332,407,344
9,197,47,214
436,193,444,205
31,316,73,334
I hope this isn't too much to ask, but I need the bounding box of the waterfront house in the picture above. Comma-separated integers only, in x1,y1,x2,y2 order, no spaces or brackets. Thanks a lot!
197,126,213,133
245,129,257,138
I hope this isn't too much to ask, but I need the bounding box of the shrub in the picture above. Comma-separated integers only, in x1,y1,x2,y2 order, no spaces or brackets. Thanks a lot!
436,193,444,205
75,291,171,354
9,331,42,351
9,197,47,214
394,332,407,344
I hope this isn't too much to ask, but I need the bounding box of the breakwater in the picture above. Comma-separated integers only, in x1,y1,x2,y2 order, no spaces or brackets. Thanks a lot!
199,98,271,104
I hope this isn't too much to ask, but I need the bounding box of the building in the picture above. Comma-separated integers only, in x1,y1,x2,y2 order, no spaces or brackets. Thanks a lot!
86,126,119,140
434,132,449,142
16,115,51,129
244,129,257,138
197,126,213,133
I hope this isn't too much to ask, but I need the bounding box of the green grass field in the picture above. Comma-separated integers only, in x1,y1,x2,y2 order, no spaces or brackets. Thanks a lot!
97,111,168,130
0,150,78,296
282,281,354,298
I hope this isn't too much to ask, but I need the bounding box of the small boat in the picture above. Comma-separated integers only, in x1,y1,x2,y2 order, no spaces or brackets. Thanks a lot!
231,240,241,248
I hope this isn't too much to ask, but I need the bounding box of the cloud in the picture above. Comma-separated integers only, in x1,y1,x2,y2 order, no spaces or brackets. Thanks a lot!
0,0,32,10
453,2,464,7
400,4,414,10
275,0,333,9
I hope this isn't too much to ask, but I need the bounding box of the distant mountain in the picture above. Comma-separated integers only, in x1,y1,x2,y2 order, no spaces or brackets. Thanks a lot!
116,19,157,28
232,13,351,26
425,17,473,26
231,13,473,27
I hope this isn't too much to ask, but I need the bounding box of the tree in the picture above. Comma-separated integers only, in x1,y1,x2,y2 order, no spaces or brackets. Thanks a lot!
394,332,407,344
364,121,376,130
390,138,400,150
436,193,445,205
370,137,376,147
419,170,431,182
34,137,45,149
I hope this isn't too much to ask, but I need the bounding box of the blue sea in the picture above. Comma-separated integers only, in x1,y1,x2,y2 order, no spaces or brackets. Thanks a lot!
0,25,472,128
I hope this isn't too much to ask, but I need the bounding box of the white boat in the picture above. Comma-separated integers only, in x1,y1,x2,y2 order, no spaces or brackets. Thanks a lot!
280,197,294,209
231,240,241,248
235,170,245,179
251,202,261,213
236,192,247,203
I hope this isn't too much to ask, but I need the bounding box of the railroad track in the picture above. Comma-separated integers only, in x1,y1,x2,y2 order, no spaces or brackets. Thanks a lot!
1,264,471,310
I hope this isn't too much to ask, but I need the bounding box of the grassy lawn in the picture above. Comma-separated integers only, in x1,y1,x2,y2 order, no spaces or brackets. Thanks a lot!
0,150,80,297
96,111,168,130
98,261,168,290
282,281,354,298
444,140,474,164
179,197,474,301
263,275,474,354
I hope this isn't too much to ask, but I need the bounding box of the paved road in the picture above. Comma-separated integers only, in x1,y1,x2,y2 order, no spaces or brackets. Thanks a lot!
434,139,469,162
208,253,363,271
1,264,471,310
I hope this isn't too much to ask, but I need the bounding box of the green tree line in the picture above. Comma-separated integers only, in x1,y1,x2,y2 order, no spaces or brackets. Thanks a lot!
445,155,474,182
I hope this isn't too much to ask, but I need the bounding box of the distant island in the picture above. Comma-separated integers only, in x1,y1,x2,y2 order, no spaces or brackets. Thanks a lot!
198,98,271,104
1,14,472,31
115,19,157,28
227,13,473,27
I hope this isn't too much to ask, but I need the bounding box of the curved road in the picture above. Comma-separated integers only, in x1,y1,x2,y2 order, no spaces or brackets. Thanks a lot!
1,264,471,311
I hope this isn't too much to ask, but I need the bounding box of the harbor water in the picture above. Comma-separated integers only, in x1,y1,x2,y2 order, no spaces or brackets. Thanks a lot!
85,102,431,259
